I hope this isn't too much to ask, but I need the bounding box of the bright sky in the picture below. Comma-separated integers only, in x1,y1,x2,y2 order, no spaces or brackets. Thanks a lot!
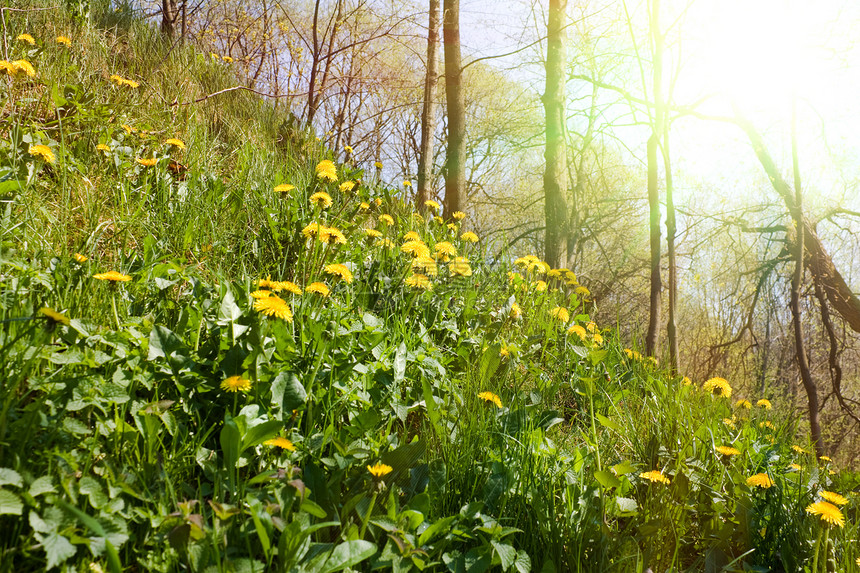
459,0,860,214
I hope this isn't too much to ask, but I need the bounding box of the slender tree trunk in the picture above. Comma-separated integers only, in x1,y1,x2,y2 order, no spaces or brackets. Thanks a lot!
161,0,178,38
645,0,663,357
442,0,464,216
306,0,322,125
789,101,823,456
664,124,678,373
417,0,441,212
542,0,569,268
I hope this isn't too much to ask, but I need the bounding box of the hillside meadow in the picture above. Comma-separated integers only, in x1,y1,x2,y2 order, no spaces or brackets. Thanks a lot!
1,3,859,572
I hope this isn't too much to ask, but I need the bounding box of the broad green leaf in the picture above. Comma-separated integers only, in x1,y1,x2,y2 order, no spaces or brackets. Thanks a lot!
611,460,635,476
616,497,638,515
393,343,407,383
220,417,241,470
304,539,377,573
147,325,185,361
41,531,77,569
380,440,426,479
0,468,23,488
273,371,307,412
0,489,23,515
300,498,328,519
491,541,516,570
593,470,621,489
514,550,532,573
241,420,282,451
596,413,622,432
418,515,457,546
29,476,55,497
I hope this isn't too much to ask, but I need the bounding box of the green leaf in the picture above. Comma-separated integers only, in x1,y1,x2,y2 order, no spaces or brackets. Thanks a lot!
0,179,24,196
147,325,186,361
418,515,457,546
0,489,23,515
29,476,55,497
393,343,407,383
380,440,426,479
596,413,622,432
479,345,502,383
514,550,532,573
220,416,241,470
491,541,516,570
241,420,282,451
304,539,377,573
0,468,23,488
41,531,77,569
593,470,621,489
273,371,307,412
615,497,638,515
611,460,635,476
300,498,328,519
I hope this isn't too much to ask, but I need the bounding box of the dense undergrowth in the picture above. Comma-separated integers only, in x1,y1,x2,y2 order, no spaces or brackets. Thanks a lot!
1,2,859,572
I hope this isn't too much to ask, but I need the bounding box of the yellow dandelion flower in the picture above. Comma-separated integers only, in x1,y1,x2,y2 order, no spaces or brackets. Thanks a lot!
405,273,432,290
121,124,136,134
220,375,252,393
460,231,479,243
403,180,412,187
250,290,274,299
510,302,523,320
110,75,139,88
401,240,431,259
319,226,346,245
575,285,591,299
452,211,466,220
806,501,844,527
74,253,88,263
164,138,185,149
478,391,503,408
403,231,421,241
6,59,34,79
723,417,736,429
301,223,321,238
449,257,472,277
434,216,444,224
365,229,382,239
274,281,302,295
759,421,775,430
96,144,110,153
375,198,383,206
792,445,809,454
716,446,741,457
703,377,732,399
789,463,802,471
339,180,356,192
315,159,337,181
264,437,296,451
639,471,670,485
368,463,393,478
592,332,604,345
28,144,55,164
434,241,457,259
310,191,333,208
412,256,438,277
681,376,692,386
374,161,383,169
344,145,353,154
253,296,293,321
324,263,353,283
39,307,70,325
56,36,71,46
93,271,132,282
756,399,772,410
374,238,395,249
222,56,234,63
424,200,440,212
274,183,295,193
306,282,330,297
586,321,598,333
533,280,547,292
735,399,752,409
547,269,562,278
568,324,587,340
819,491,848,505
379,214,394,226
136,157,158,167
819,456,832,462
550,307,570,323
746,473,774,489
360,202,370,212
17,34,36,45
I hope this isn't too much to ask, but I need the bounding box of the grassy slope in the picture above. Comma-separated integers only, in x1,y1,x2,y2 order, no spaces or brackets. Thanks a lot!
1,4,858,572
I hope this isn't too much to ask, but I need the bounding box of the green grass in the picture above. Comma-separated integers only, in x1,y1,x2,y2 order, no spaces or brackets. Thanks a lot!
1,2,859,572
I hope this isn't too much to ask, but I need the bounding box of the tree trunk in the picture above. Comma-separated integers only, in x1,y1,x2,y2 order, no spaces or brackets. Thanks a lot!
788,102,823,456
417,0,441,212
664,122,678,373
442,0,464,216
161,0,178,38
542,0,569,268
645,0,663,358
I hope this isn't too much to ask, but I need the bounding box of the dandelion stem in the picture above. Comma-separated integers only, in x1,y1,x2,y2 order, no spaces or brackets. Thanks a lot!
811,526,823,573
110,291,120,329
359,491,378,539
